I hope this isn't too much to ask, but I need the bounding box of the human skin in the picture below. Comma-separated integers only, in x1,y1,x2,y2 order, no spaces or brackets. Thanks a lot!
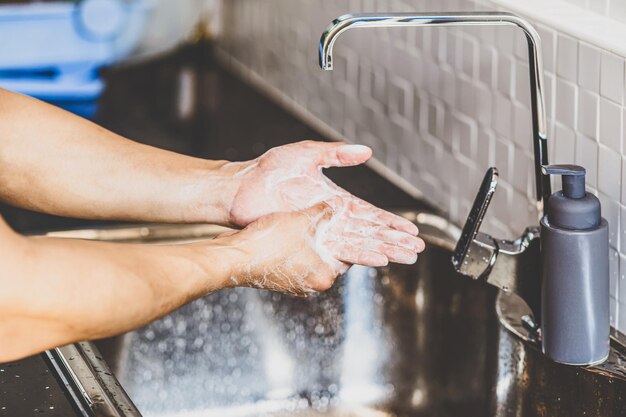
0,89,425,362
0,202,381,362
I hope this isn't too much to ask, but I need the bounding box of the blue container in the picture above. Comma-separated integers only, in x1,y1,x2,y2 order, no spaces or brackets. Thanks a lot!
0,0,149,118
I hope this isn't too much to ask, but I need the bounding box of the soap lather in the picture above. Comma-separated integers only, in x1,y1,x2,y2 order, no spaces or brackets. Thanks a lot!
541,164,610,365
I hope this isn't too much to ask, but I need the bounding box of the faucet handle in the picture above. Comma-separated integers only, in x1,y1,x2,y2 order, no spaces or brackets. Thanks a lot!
452,167,499,278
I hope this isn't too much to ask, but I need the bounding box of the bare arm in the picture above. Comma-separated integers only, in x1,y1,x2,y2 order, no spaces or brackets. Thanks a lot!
0,214,234,361
0,89,421,244
0,201,424,362
0,88,236,224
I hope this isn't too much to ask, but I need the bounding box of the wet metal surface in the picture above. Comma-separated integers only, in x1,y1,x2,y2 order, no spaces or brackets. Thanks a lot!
85,230,498,417
0,354,85,417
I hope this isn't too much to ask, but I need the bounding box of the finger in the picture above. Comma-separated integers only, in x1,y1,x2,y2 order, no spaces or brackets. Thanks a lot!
348,198,419,235
377,243,419,264
215,229,239,239
336,217,424,252
376,230,426,253
349,227,425,253
329,237,418,265
295,141,372,168
328,241,389,267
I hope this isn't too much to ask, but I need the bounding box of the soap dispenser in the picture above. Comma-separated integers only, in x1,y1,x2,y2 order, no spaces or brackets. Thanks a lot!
540,164,610,365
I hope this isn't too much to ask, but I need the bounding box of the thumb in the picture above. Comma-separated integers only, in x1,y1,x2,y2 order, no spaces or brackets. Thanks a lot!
293,141,372,168
321,143,372,168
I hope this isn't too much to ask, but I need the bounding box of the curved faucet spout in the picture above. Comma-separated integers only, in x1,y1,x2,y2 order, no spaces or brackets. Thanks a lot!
319,11,551,217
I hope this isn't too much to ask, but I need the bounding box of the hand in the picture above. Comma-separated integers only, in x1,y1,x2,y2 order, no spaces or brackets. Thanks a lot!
227,141,420,237
216,199,424,296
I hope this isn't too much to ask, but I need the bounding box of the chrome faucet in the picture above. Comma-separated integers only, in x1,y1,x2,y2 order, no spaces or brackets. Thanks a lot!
318,12,549,321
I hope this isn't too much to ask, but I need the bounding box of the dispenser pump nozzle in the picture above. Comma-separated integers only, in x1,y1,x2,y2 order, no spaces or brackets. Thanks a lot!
542,164,586,199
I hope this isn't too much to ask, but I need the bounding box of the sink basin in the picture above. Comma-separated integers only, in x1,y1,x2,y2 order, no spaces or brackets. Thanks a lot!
45,212,626,417
47,216,497,417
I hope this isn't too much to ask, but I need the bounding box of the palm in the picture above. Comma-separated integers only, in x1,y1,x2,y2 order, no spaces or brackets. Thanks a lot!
229,141,418,236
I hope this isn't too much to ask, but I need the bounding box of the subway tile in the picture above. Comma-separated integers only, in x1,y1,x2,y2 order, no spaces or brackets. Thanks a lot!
497,54,514,98
616,303,626,333
413,89,425,132
598,145,622,200
426,60,440,97
610,248,619,300
440,65,456,107
388,75,413,121
514,26,527,60
555,78,577,129
567,0,587,7
622,156,626,205
576,133,599,188
577,89,599,139
557,34,578,82
426,100,442,138
457,75,476,118
511,151,532,196
578,42,601,93
620,253,626,303
446,31,458,69
494,92,513,138
495,136,514,180
589,0,609,14
554,123,576,164
495,25,516,54
461,36,477,78
510,188,533,233
536,24,556,73
513,102,532,152
478,45,495,87
491,180,513,227
599,192,620,248
610,1,626,22
442,110,456,149
515,61,531,105
455,115,477,159
599,97,622,153
621,205,626,255
476,128,495,168
475,83,493,127
544,73,556,128
600,51,624,104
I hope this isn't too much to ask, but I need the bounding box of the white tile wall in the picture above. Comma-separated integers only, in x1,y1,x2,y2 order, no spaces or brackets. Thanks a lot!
217,0,626,332
567,0,626,24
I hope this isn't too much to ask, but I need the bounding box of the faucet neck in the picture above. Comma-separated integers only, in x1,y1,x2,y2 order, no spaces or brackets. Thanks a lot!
319,11,551,218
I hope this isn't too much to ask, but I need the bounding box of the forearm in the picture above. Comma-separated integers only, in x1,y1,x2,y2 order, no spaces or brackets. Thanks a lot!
0,88,239,224
0,234,234,361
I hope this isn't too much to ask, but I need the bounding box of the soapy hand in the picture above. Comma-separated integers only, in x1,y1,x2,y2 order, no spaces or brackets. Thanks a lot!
216,199,424,296
228,140,421,238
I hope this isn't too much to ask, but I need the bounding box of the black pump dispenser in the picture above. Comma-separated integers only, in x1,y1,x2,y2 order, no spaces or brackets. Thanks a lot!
540,164,609,366
542,165,601,230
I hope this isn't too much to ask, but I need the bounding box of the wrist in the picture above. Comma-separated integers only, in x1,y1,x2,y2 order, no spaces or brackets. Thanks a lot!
183,160,244,226
182,238,243,294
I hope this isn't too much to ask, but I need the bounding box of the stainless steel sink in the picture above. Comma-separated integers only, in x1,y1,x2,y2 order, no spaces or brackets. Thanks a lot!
46,212,626,417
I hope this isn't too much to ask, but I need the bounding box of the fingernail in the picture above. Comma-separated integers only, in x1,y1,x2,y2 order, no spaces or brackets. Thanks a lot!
339,144,372,155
